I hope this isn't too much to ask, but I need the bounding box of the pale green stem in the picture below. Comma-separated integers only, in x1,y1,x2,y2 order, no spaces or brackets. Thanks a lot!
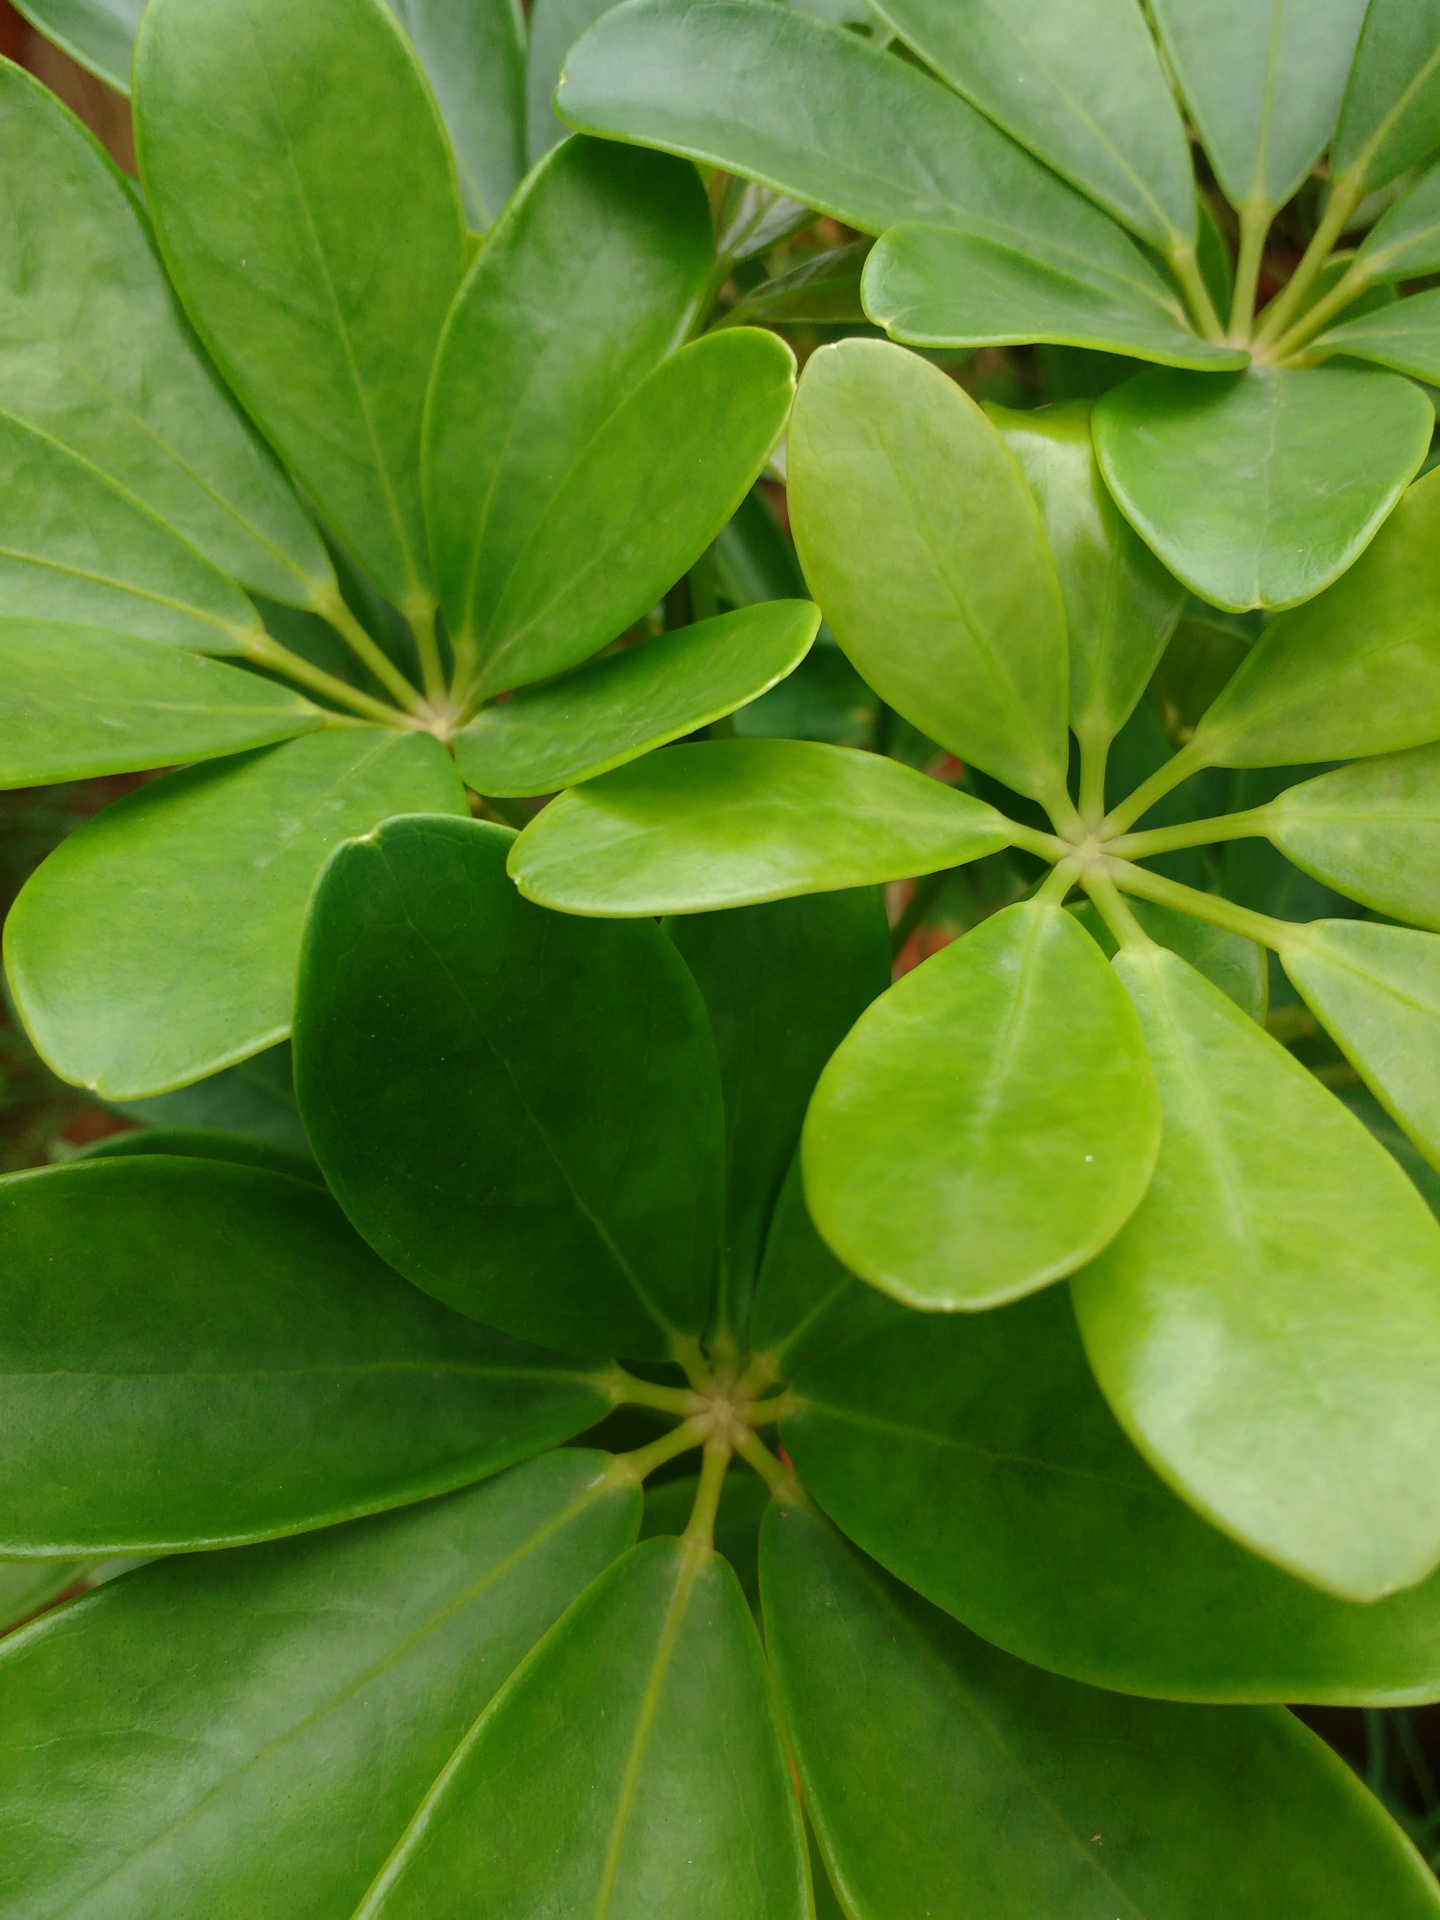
1107,803,1272,861
734,1351,781,1400
1099,738,1207,836
1170,242,1226,343
682,1440,732,1551
1036,857,1081,905
1039,777,1086,841
407,598,449,705
313,587,427,716
1082,867,1153,950
1007,819,1073,863
1110,859,1299,951
608,1367,705,1418
741,1391,794,1428
1253,173,1362,349
671,1335,714,1394
1076,725,1110,826
733,1426,804,1502
1229,201,1272,342
1268,257,1373,363
614,1415,710,1485
244,632,412,729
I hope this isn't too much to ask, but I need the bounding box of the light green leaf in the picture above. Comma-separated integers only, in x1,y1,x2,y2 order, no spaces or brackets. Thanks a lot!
1316,286,1440,380
788,338,1069,802
1356,157,1440,281
508,740,1012,917
111,1042,310,1153
1071,896,1267,1022
0,1451,637,1916
133,0,465,612
424,137,712,683
1267,745,1440,930
76,1124,322,1184
1151,0,1369,215
526,0,619,161
787,1287,1440,1704
4,729,465,1099
0,1157,610,1554
385,0,524,230
457,604,818,798
1333,0,1440,195
0,621,321,787
1072,946,1440,1601
355,1538,809,1920
1094,365,1432,612
803,901,1161,1311
989,400,1185,748
0,61,333,608
762,1496,1440,1918
294,816,724,1361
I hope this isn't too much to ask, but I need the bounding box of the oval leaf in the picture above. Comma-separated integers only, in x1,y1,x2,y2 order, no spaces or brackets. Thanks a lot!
1267,745,1440,930
1333,0,1440,194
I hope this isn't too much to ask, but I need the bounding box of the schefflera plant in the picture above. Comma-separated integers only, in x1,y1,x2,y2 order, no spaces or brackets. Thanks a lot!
7,819,1440,1917
513,335,1440,1611
0,0,805,1101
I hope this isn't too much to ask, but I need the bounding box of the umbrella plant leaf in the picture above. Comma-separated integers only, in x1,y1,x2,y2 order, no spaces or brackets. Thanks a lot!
0,1451,637,1916
508,740,1013,917
456,603,818,799
1093,365,1433,612
803,901,1162,1310
1355,157,1440,282
4,729,465,1100
667,888,891,1342
786,1287,1440,1705
9,0,142,90
356,1536,808,1920
294,815,724,1361
77,1123,322,1184
0,622,321,786
989,400,1186,749
1315,286,1440,381
788,338,1070,804
425,137,712,684
0,62,333,609
1150,0,1369,216
639,1471,770,1617
111,1042,309,1153
1332,0,1440,195
1070,896,1267,1023
1266,745,1440,930
526,0,620,161
0,1158,611,1554
1071,946,1440,1602
385,0,525,230
133,0,465,613
726,241,871,329
762,1496,1440,1919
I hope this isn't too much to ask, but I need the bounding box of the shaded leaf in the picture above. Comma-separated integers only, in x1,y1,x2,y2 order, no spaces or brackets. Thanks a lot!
640,1469,770,1615
1267,745,1440,930
9,0,141,90
1316,287,1440,381
725,241,871,328
1333,0,1440,194
386,0,525,230
76,1124,322,1184
1356,157,1440,281
0,1557,89,1633
110,1042,309,1153
525,0,619,161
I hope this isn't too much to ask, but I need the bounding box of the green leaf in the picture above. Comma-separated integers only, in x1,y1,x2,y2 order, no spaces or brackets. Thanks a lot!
803,901,1161,1310
1267,745,1440,930
1187,469,1440,765
0,621,321,786
0,62,333,608
988,400,1186,748
1356,157,1440,281
640,1470,770,1616
1150,0,1369,216
526,0,619,161
1093,365,1433,612
1072,946,1440,1601
1316,286,1440,381
871,0,1194,251
715,487,807,608
1071,896,1267,1022
762,1497,1440,1918
1333,0,1440,195
133,0,465,613
0,1451,637,1915
0,1157,610,1554
725,242,871,328
508,740,1012,917
76,1124,322,1184
354,1537,808,1920
456,603,818,799
788,339,1069,803
0,1557,89,1633
4,729,465,1099
294,815,723,1361
424,137,712,683
668,889,891,1341
385,0,524,230
110,1042,309,1152
1149,614,1251,743
9,0,142,89
787,1288,1440,1704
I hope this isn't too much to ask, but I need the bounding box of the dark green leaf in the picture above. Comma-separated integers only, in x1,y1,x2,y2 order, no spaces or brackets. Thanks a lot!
1071,896,1267,1022
1355,157,1440,281
1333,0,1440,195
1267,745,1440,929
386,0,524,229
725,241,871,328
525,0,619,161
1316,287,1440,380
1149,614,1251,744
715,487,807,608
76,1124,322,1184
110,1042,309,1152
640,1469,770,1614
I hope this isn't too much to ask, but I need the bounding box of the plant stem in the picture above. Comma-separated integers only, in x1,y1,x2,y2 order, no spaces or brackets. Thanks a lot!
406,598,448,705
609,1367,704,1418
1083,867,1153,949
1040,779,1086,842
1107,803,1272,860
1228,202,1271,342
1099,738,1206,836
682,1439,732,1551
1076,726,1110,825
314,587,427,716
1006,820,1073,863
1110,859,1298,951
614,1415,710,1484
1253,173,1361,349
1036,857,1080,905
741,1391,794,1427
732,1426,804,1502
1170,242,1226,343
1268,257,1371,363
244,632,411,729
671,1335,713,1394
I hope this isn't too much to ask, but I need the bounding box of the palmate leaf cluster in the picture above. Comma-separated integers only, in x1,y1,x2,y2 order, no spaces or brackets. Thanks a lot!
6,0,1440,1915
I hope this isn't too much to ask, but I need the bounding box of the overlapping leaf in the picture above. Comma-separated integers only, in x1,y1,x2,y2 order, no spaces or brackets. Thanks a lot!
1331,0,1440,196
1267,747,1440,929
385,0,525,229
78,1123,322,1184
526,0,619,161
1355,158,1440,282
1316,288,1440,382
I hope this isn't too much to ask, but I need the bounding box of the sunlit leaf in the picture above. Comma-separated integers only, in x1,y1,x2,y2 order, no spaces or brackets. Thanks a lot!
1266,745,1440,930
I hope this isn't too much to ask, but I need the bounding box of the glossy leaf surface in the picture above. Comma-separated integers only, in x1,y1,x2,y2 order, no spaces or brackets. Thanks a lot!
0,1452,637,1916
9,0,141,89
526,0,618,160
0,622,321,786
133,0,464,610
5,729,465,1099
295,815,723,1360
1356,158,1440,282
355,1538,808,1920
1072,947,1440,1601
789,339,1069,801
0,1558,89,1633
786,1288,1440,1704
804,902,1161,1310
763,1498,1440,1918
77,1123,321,1184
0,1158,609,1553
1316,288,1440,382
1333,0,1440,193
385,0,524,229
458,603,817,798
1094,365,1432,612
1268,746,1440,930
508,740,1012,917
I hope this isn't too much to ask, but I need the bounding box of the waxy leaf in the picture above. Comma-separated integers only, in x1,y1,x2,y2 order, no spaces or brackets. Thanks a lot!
0,1558,90,1633
526,0,619,160
1356,157,1440,282
9,0,141,90
5,729,465,1099
804,901,1161,1310
134,0,465,612
295,815,724,1360
763,1499,1440,1919
1150,0,1369,216
789,339,1069,803
0,62,332,608
1316,287,1440,382
0,1452,637,1916
457,604,818,798
786,1289,1440,1704
355,1538,808,1920
1267,746,1440,930
112,1041,309,1153
386,0,524,230
78,1124,322,1184
508,740,1012,917
1333,0,1440,194
990,401,1185,748
0,1158,609,1554
1072,947,1440,1601
1093,365,1433,612
425,137,712,685
0,622,321,786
